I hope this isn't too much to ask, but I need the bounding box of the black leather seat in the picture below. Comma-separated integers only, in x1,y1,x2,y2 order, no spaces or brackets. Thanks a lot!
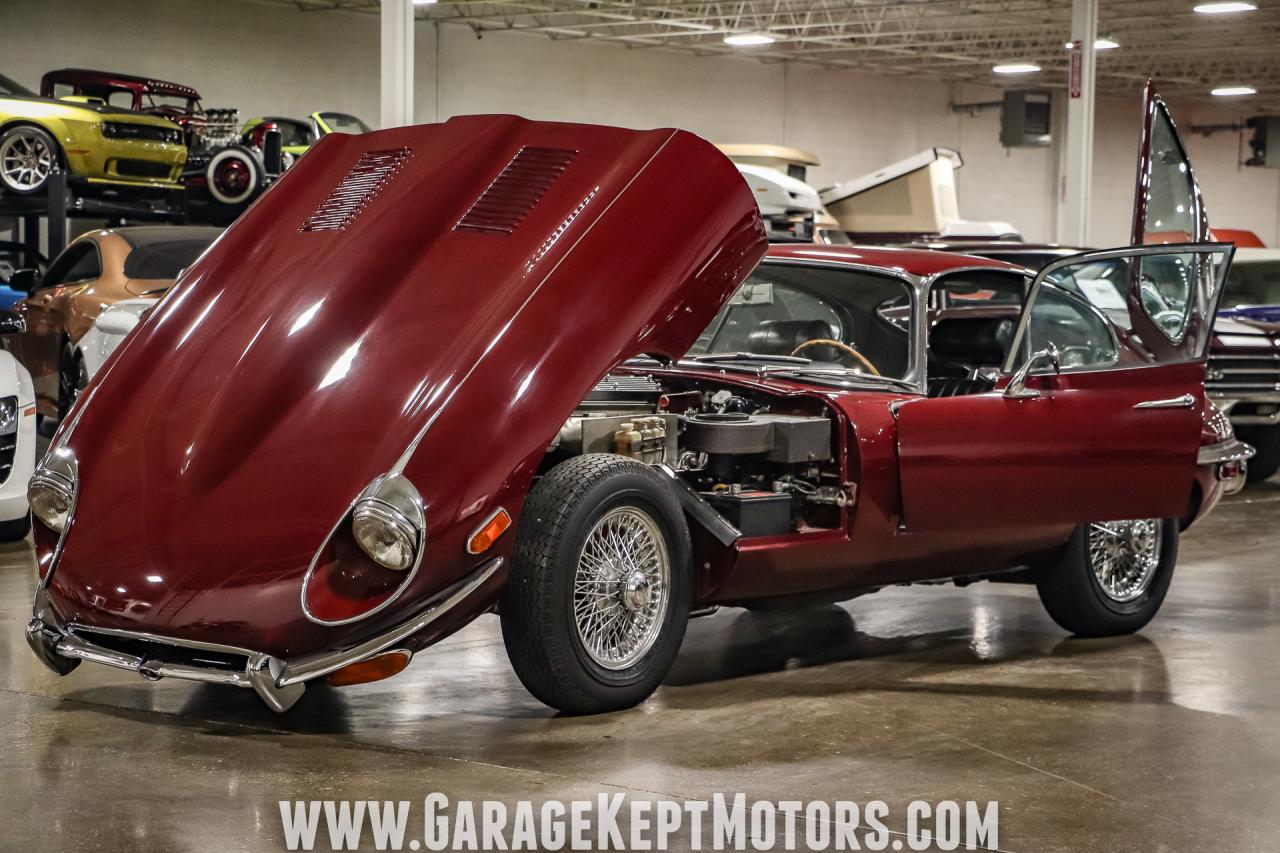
748,320,834,356
930,316,1015,366
926,316,1014,397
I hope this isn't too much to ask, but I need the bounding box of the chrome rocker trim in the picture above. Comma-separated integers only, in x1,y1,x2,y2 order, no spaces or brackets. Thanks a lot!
26,558,502,713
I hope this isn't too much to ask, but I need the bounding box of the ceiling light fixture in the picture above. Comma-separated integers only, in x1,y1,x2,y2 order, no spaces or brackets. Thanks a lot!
412,0,438,5
1211,85,1257,96
993,63,1041,74
1193,1,1257,12
1063,37,1120,50
724,32,777,46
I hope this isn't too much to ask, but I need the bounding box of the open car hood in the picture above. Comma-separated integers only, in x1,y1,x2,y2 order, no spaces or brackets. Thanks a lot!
44,114,766,653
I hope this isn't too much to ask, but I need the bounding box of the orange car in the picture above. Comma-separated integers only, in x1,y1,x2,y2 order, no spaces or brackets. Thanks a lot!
5,226,222,419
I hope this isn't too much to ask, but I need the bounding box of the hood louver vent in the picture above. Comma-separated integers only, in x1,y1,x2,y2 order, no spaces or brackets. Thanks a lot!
301,148,412,233
455,146,577,235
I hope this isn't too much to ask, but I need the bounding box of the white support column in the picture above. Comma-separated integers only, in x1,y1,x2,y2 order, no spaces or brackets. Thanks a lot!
380,0,414,129
1060,0,1097,246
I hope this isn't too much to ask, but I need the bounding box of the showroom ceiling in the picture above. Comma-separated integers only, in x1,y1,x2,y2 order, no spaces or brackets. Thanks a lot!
274,0,1280,109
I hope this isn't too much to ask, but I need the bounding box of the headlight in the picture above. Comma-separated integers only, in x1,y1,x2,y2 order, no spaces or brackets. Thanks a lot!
0,396,17,436
350,473,424,571
29,447,78,534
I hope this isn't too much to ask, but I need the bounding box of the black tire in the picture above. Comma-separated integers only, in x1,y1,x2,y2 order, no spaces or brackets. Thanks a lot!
1035,519,1178,637
0,514,31,541
0,124,61,195
1235,425,1280,483
56,345,86,423
501,454,692,714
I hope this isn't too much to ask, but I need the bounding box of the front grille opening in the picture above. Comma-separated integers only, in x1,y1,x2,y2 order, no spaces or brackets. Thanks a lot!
115,159,173,179
1207,353,1280,391
101,122,180,144
76,630,249,673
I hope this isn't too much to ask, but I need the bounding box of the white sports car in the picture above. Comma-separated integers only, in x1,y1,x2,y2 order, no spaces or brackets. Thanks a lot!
75,298,157,389
0,311,37,539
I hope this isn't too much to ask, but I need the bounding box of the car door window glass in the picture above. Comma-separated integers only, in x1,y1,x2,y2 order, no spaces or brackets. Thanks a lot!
1011,247,1231,371
1140,103,1200,246
42,243,100,289
1023,284,1119,371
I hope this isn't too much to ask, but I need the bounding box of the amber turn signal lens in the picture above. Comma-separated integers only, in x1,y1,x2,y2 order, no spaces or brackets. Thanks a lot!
326,650,411,687
467,508,512,554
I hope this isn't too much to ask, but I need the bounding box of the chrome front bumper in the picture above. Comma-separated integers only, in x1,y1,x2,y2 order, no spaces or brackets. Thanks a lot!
1198,438,1255,496
26,559,501,713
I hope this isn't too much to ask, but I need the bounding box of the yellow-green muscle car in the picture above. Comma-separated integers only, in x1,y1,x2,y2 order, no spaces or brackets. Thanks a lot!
0,72,185,196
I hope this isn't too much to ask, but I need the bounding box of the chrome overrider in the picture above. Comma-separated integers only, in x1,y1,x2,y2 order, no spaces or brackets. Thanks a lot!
26,558,502,713
1198,437,1255,496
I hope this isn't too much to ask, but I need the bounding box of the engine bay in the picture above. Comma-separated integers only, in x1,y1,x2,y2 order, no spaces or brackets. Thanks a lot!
548,373,846,538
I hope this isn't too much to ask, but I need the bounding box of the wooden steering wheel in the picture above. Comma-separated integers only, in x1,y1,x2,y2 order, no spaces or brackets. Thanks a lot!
790,338,881,376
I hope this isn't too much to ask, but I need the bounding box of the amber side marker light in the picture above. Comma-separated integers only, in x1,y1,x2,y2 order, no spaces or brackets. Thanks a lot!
467,508,512,554
326,650,411,687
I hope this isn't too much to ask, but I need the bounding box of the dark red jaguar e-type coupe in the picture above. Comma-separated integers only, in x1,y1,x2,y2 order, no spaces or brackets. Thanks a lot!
26,86,1250,714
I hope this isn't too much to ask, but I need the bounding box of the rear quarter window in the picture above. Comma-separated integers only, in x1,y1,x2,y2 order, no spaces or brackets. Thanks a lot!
123,239,216,280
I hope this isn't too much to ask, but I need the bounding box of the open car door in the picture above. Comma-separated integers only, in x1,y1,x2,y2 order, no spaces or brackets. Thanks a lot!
893,83,1234,532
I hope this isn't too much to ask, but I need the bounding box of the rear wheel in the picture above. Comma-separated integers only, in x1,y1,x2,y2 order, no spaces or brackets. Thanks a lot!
1235,425,1280,483
0,125,60,195
501,454,691,714
1036,518,1178,637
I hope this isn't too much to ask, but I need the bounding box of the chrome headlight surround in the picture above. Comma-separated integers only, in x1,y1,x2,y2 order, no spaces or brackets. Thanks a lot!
350,474,426,572
301,472,427,626
28,447,78,535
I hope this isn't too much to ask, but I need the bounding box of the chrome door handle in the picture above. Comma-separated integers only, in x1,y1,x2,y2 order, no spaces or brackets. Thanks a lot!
1133,393,1195,409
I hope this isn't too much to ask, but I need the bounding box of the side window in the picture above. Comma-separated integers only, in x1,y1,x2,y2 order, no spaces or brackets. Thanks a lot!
1023,284,1118,372
107,90,135,109
42,243,101,289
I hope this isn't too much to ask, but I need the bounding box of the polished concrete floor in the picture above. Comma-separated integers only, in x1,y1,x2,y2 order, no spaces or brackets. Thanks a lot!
3,485,1280,852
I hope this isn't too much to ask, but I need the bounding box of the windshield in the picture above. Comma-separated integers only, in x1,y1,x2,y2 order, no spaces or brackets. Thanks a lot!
688,262,914,382
1222,260,1280,307
145,93,200,114
319,112,371,134
0,73,35,97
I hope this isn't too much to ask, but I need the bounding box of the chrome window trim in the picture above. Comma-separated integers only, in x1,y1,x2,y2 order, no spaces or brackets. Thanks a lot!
1002,243,1236,375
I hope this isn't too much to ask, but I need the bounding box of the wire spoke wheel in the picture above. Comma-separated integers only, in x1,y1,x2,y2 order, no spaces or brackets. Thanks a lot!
0,130,54,192
573,506,669,670
1087,519,1163,603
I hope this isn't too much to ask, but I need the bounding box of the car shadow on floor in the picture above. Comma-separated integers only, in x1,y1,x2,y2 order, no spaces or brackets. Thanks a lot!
660,604,1173,709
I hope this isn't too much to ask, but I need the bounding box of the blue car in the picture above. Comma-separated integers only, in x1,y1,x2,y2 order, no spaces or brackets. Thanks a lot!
0,242,45,310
